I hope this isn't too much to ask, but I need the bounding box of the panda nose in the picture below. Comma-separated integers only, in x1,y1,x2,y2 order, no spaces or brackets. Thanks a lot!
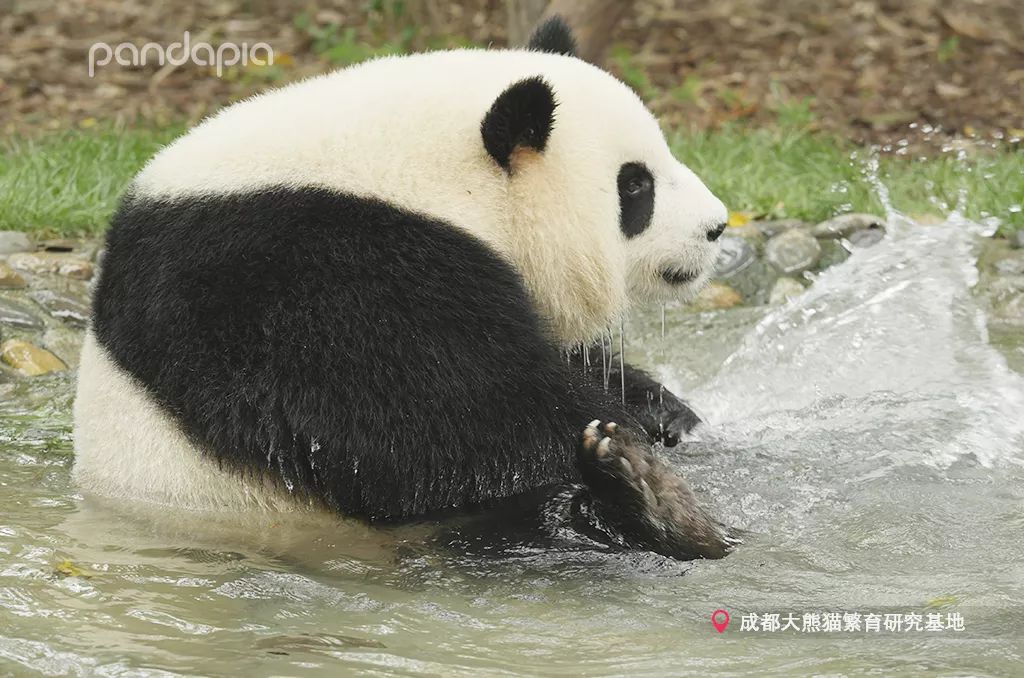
706,222,727,242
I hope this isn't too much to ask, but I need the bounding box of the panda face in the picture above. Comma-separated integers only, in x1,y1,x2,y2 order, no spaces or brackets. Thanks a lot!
618,155,728,304
478,55,728,344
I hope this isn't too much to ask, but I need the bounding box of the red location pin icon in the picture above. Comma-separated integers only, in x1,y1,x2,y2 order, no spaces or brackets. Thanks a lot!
711,609,730,633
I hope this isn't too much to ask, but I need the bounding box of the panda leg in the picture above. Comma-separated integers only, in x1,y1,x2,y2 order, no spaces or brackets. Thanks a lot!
576,420,731,561
571,347,701,445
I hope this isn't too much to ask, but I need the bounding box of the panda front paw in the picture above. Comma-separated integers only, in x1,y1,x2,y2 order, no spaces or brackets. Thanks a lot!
637,391,701,447
578,420,731,561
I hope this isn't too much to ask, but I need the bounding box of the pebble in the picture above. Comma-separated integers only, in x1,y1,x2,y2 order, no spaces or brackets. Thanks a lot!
765,228,822,274
995,252,1024,276
0,298,45,329
714,236,756,278
29,289,90,326
813,213,886,239
818,239,851,269
757,219,810,239
0,263,27,289
42,327,84,368
723,223,764,244
689,282,743,311
7,251,94,280
987,276,1024,327
769,277,805,305
0,339,66,376
847,226,886,249
0,231,33,255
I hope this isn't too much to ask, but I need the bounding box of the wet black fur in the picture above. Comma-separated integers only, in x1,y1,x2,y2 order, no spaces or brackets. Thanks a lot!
94,187,659,522
567,350,702,446
527,15,578,57
481,77,557,172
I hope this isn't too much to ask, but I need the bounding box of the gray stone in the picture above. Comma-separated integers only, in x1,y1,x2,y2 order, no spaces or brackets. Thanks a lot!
0,231,33,256
29,289,89,326
987,275,1024,327
756,219,810,239
0,262,26,289
995,252,1024,276
818,239,851,269
765,228,822,275
714,236,756,278
847,226,886,249
1014,230,1024,250
769,277,805,305
7,251,94,280
42,327,84,369
814,213,886,239
0,297,45,329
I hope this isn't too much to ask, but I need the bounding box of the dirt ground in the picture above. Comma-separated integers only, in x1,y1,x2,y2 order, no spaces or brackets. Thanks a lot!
1,0,1022,144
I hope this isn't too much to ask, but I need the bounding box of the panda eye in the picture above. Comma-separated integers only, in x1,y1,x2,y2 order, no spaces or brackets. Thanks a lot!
625,177,651,197
617,162,655,238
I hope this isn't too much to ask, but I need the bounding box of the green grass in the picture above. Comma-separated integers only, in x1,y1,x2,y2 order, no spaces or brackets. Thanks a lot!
671,126,1023,232
0,123,1021,238
0,126,181,236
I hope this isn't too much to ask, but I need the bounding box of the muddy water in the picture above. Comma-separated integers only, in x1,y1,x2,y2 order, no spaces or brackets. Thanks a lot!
2,214,1023,676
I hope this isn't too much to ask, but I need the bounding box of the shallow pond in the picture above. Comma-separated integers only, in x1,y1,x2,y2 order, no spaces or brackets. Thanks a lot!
2,214,1023,676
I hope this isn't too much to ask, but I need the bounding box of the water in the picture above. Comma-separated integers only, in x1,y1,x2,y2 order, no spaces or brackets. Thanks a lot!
3,214,1024,676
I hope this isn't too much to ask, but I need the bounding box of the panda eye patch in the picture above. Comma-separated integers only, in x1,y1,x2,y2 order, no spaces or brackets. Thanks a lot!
617,162,655,238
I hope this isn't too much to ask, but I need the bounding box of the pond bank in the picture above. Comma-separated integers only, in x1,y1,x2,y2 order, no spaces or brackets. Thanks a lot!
0,218,1022,380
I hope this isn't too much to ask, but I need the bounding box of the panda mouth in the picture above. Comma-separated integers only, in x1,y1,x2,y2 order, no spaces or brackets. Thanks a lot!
660,268,698,285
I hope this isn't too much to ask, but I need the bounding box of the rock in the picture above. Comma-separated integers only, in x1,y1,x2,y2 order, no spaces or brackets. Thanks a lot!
1014,231,1024,250
987,276,1024,327
0,231,33,255
995,252,1024,276
7,251,94,280
29,289,90,326
769,277,805,305
723,223,764,245
714,236,756,278
765,228,822,275
847,226,886,249
689,282,743,311
756,219,810,239
818,239,851,269
0,263,27,289
42,327,84,368
813,213,886,239
0,298,45,329
39,238,78,252
0,339,66,376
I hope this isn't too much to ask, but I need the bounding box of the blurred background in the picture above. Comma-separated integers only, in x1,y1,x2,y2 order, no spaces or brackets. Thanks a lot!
2,0,1021,143
0,1,1021,236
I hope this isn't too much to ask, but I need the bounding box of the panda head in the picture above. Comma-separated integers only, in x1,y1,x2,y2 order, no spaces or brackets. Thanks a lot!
479,17,728,344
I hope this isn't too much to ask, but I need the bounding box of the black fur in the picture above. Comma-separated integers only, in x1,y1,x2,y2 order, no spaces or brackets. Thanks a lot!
94,188,635,520
481,77,557,172
617,162,655,238
92,187,729,560
567,347,701,446
527,15,578,57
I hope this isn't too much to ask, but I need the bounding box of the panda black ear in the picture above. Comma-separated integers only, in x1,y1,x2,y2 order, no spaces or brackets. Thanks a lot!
527,15,578,57
481,76,557,173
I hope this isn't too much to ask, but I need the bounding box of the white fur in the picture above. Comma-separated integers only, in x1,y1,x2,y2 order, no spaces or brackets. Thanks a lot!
133,47,726,347
75,47,726,510
74,331,307,511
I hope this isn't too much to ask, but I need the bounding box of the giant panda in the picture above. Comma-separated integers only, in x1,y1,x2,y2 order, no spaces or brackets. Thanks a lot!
73,17,731,561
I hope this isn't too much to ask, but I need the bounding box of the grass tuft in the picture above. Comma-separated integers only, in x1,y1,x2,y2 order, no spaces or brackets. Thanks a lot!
0,124,1021,239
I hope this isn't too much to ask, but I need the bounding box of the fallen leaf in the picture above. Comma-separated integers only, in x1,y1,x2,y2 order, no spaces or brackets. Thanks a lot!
55,559,85,577
728,211,752,227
